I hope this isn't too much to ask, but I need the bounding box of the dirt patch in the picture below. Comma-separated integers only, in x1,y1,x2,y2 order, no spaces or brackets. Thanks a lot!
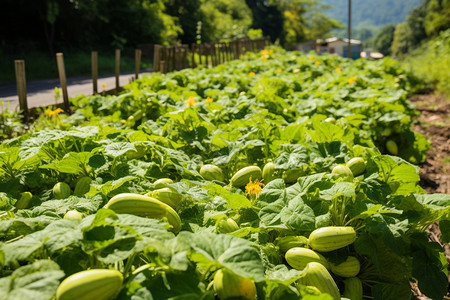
410,94,450,299
410,94,450,194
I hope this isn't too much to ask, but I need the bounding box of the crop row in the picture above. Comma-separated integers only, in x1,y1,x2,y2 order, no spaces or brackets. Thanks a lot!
0,48,448,300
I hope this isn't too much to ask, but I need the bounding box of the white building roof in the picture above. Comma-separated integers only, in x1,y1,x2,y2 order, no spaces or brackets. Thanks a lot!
317,37,362,45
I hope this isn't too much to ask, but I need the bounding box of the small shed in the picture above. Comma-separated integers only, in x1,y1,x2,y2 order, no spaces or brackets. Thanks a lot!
316,37,362,59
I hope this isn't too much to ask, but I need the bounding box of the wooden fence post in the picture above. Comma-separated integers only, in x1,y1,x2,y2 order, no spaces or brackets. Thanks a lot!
236,40,241,59
218,43,223,64
175,46,181,70
212,43,217,66
14,60,28,122
91,51,98,94
115,49,120,93
205,44,210,67
171,46,176,72
135,49,142,79
184,45,189,69
191,43,197,68
153,45,160,72
164,47,170,72
160,61,166,74
56,53,70,113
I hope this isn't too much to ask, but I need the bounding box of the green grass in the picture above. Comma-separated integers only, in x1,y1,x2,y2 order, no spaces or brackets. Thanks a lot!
403,29,450,98
0,49,152,84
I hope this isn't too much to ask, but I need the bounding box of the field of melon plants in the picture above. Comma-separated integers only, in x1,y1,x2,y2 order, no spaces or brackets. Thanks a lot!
0,47,449,300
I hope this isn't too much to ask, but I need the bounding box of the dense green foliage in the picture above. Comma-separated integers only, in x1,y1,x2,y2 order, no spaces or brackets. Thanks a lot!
1,0,340,54
392,0,450,56
0,0,343,82
0,48,448,299
371,25,396,56
404,29,450,96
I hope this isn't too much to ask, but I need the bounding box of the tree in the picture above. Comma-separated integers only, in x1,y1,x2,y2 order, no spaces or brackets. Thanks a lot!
166,0,203,44
199,0,253,42
391,22,413,56
373,24,395,55
424,0,450,36
245,0,284,43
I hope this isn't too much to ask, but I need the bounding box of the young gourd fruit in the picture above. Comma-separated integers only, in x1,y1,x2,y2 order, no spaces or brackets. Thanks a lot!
216,218,239,233
346,157,366,176
285,247,329,270
308,226,357,252
213,269,256,300
297,262,340,300
15,192,33,209
200,164,224,182
153,178,174,189
151,187,183,209
64,210,83,221
104,193,182,233
262,162,276,184
53,182,71,199
230,166,262,188
56,269,123,300
343,277,363,300
329,256,361,277
331,165,354,182
282,168,303,183
276,235,309,253
386,140,399,155
73,176,92,196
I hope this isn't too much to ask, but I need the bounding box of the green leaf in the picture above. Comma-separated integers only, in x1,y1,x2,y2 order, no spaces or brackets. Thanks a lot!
0,216,56,239
2,232,45,265
371,282,412,300
411,233,448,300
42,220,83,253
40,152,93,175
179,232,265,282
0,260,64,300
201,183,252,211
103,142,137,158
138,271,214,300
439,220,450,243
274,144,308,170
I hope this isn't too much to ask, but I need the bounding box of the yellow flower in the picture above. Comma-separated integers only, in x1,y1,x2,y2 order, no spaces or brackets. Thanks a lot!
269,49,274,53
185,96,196,107
314,61,321,65
102,83,107,88
262,56,268,63
245,177,264,199
335,66,341,73
276,68,282,73
249,71,256,76
45,108,64,117
348,76,357,85
261,50,269,57
205,96,213,103
308,56,314,60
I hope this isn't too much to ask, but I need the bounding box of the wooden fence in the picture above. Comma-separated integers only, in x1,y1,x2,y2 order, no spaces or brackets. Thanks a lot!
153,37,270,73
13,37,270,121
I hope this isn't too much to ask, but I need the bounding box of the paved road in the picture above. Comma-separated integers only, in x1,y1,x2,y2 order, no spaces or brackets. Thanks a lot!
0,70,151,111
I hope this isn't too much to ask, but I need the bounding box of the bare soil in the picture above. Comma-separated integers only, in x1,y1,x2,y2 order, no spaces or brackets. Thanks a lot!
409,94,450,299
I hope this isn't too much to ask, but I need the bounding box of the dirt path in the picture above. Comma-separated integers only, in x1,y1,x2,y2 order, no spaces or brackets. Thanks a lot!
410,94,450,299
411,94,450,194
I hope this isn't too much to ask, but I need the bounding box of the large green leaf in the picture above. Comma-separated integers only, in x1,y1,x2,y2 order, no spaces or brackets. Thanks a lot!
178,232,265,282
0,260,64,300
